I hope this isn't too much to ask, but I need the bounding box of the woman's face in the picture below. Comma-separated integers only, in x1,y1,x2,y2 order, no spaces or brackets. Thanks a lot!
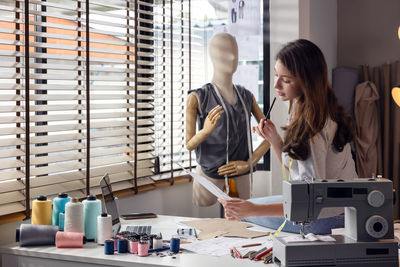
273,60,302,101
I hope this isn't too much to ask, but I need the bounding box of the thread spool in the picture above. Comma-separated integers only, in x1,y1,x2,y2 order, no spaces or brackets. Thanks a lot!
52,193,71,226
112,237,119,251
55,232,85,248
97,213,112,245
64,198,84,233
117,239,128,253
83,195,102,241
129,238,139,254
17,224,58,247
32,195,52,225
149,234,155,249
170,236,180,253
138,239,149,257
104,240,114,255
59,212,65,231
152,235,163,249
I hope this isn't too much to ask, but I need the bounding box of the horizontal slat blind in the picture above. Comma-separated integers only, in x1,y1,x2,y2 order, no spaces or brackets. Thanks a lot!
0,0,26,215
86,0,155,195
25,0,89,203
0,0,192,218
154,0,192,181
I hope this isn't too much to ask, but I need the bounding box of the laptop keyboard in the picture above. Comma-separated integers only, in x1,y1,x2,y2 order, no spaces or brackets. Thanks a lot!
125,225,152,235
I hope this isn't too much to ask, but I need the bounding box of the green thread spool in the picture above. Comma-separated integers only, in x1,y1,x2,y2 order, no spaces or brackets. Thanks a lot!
83,195,102,241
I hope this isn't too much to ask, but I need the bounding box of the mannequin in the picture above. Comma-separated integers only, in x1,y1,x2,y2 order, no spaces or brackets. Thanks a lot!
186,33,270,206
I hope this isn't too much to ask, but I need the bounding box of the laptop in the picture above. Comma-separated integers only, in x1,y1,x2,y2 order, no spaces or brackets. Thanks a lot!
99,173,184,238
100,173,151,236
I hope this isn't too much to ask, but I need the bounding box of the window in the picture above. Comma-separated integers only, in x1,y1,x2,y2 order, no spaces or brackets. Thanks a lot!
0,0,269,219
0,0,194,218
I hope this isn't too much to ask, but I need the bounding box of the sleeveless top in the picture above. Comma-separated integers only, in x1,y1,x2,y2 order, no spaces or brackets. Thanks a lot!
190,83,253,179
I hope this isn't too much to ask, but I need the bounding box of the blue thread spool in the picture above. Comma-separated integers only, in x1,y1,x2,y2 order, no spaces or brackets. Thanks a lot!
149,234,156,249
104,240,114,255
59,212,65,231
52,193,71,226
170,236,180,253
117,239,128,253
83,195,102,241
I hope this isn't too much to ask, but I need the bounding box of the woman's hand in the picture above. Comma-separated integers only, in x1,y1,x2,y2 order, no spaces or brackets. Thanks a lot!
253,119,282,150
218,198,257,220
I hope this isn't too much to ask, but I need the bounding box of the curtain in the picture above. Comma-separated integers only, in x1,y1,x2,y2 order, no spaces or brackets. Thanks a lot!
354,81,379,179
361,62,400,219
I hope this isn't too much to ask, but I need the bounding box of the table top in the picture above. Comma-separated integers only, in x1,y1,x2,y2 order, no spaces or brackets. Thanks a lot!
1,215,281,267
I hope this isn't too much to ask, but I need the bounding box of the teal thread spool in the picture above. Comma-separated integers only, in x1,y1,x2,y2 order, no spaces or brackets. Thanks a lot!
52,193,71,226
83,195,102,241
59,211,65,231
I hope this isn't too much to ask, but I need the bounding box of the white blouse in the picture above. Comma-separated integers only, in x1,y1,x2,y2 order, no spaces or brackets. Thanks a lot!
282,118,358,218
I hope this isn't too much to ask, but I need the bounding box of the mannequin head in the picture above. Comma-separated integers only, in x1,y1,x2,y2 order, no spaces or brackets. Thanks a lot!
209,33,238,76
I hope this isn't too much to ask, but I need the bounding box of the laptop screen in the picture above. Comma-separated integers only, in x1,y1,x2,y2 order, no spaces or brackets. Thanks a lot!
100,173,120,226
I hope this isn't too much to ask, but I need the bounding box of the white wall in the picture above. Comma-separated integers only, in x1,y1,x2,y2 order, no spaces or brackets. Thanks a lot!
117,171,270,216
269,0,338,195
269,0,300,194
337,0,400,67
300,0,337,82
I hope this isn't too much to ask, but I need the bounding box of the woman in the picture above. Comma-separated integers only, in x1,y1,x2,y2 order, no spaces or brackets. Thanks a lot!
218,39,358,234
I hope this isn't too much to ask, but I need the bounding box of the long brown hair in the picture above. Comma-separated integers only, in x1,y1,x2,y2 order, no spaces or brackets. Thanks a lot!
277,39,353,161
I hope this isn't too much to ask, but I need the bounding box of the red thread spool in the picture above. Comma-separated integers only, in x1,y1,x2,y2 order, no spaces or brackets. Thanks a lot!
55,232,85,248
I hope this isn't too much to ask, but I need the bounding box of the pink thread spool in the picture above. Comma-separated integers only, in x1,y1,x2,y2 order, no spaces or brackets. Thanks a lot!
112,237,119,251
55,232,85,248
138,239,149,257
129,238,139,254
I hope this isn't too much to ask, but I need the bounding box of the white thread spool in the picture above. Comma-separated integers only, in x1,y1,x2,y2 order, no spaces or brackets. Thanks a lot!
152,236,163,249
64,198,84,233
97,213,112,245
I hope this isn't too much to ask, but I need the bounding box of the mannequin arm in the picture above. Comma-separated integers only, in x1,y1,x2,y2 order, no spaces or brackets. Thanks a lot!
185,93,224,151
218,95,270,176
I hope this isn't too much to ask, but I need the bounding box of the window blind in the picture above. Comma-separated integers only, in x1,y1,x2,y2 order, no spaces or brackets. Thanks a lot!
0,0,192,218
0,0,26,216
154,0,196,181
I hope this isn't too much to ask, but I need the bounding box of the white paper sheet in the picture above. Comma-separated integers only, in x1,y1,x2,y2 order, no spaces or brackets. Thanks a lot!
181,236,273,257
180,166,233,201
228,0,260,36
236,36,260,62
233,64,259,99
283,233,336,243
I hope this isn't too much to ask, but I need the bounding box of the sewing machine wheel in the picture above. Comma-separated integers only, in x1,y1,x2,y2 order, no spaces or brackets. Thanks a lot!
365,215,389,238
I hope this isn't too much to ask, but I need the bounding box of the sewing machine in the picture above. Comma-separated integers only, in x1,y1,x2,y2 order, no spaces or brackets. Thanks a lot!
273,178,399,267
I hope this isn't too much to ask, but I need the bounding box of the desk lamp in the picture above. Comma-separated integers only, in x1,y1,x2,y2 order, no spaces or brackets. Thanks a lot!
394,87,400,107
